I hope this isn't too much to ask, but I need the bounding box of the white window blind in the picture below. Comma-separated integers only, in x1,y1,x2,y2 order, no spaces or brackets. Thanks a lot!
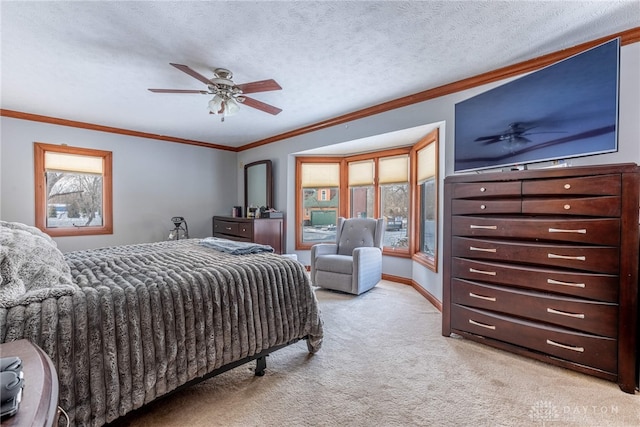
417,143,436,183
378,155,408,184
301,163,340,187
348,159,374,186
45,151,103,174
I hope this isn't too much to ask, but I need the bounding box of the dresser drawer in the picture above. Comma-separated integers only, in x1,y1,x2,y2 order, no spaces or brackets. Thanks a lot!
214,219,254,239
451,304,617,374
452,258,619,302
522,174,621,196
452,199,521,215
235,222,253,239
451,280,618,337
452,237,620,274
522,196,620,217
452,181,521,199
214,220,240,236
452,216,620,245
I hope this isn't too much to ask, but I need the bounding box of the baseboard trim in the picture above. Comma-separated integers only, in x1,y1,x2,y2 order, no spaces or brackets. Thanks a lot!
381,274,442,312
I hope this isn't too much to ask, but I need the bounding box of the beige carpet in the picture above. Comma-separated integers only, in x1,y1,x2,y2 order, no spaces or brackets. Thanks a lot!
110,281,639,427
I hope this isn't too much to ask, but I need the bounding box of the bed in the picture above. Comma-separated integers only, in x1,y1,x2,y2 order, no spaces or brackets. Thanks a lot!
0,221,323,426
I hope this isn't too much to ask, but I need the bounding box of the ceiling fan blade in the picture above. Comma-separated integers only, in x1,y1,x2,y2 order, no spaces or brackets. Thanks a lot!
237,79,282,94
474,135,502,142
241,96,282,115
170,63,213,85
148,89,209,94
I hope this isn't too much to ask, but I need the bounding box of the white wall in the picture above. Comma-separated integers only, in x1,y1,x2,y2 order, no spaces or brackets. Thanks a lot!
238,41,640,302
0,117,238,252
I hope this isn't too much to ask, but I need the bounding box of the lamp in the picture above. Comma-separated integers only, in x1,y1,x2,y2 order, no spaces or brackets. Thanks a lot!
168,216,189,240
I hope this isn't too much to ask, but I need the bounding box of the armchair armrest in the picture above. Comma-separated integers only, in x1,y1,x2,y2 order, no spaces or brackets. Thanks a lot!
352,247,383,294
353,246,382,264
311,243,338,258
310,243,338,286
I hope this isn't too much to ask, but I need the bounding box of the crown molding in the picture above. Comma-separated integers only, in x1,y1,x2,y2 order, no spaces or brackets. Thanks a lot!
0,109,237,152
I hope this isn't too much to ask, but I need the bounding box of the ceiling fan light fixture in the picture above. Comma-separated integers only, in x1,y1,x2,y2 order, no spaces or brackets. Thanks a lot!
208,95,224,114
225,97,241,116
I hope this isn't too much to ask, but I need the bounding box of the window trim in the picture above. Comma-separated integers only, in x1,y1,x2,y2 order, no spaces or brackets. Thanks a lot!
34,142,113,237
410,129,439,271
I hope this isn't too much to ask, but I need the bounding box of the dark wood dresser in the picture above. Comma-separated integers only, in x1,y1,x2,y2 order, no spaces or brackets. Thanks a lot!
442,163,639,393
212,216,284,254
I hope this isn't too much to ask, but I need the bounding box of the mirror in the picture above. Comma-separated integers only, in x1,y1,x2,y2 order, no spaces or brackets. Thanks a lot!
244,160,273,212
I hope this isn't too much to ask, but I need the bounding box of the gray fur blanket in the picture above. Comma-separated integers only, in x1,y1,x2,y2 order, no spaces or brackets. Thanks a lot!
0,223,323,427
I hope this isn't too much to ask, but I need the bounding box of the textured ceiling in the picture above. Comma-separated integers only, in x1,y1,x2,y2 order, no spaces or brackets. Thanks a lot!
1,1,638,149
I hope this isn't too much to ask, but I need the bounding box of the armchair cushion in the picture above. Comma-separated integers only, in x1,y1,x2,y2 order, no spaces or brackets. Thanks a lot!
337,218,379,256
314,254,353,275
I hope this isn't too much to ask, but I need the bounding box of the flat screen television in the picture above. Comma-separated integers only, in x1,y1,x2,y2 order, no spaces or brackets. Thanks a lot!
454,38,620,173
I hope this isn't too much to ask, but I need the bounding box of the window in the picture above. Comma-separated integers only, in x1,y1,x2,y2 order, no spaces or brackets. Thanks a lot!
411,130,439,271
348,159,375,219
295,129,439,262
378,154,409,252
296,159,341,248
34,142,113,237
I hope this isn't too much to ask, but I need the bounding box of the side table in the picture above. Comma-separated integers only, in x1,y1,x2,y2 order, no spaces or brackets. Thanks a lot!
0,339,60,427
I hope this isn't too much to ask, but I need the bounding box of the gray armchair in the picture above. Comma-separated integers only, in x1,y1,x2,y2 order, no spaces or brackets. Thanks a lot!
310,217,385,295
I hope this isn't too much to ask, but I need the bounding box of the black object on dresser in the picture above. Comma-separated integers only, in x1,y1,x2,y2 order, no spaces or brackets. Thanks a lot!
442,163,639,394
213,216,284,254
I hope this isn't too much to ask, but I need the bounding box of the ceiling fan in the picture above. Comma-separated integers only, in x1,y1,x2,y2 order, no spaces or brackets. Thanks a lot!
474,121,566,153
148,63,282,121
475,122,542,145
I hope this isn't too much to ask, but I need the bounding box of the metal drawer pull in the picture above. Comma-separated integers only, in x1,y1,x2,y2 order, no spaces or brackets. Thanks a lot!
469,292,496,302
480,204,486,210
548,253,586,261
469,319,496,330
547,278,586,288
564,184,571,190
480,187,486,192
546,308,585,319
470,224,497,230
469,268,496,276
563,204,571,210
548,228,586,234
546,339,584,353
470,246,497,253
225,227,232,230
